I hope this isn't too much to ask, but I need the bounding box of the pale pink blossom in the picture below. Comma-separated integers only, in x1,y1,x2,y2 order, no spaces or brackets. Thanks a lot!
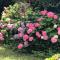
7,24,14,29
26,23,30,27
0,33,4,41
34,23,40,28
36,32,41,38
27,29,33,34
54,15,58,20
42,31,48,40
26,23,34,28
0,37,4,41
29,37,34,41
42,31,47,36
0,25,5,29
43,36,48,40
0,33,3,37
29,27,35,31
18,43,23,49
58,31,60,35
23,34,29,41
47,12,54,18
18,33,23,38
26,23,35,30
57,27,60,30
24,41,29,47
40,10,47,15
18,27,23,32
0,33,4,40
57,27,60,35
37,17,44,22
51,37,58,43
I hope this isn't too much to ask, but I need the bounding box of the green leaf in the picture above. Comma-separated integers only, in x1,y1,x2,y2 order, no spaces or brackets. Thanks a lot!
46,28,52,33
46,18,53,22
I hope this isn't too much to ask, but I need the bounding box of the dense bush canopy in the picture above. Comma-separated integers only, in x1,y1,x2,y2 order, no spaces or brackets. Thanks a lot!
0,1,60,60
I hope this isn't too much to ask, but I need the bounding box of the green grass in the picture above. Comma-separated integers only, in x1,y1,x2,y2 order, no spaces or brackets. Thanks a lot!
0,46,41,60
0,46,59,60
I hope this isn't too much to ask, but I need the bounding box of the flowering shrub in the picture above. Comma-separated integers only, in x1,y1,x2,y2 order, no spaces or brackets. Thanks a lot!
0,10,60,53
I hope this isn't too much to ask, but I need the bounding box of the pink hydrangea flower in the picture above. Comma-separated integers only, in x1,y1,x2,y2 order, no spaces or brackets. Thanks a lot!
36,32,41,38
18,33,23,38
57,27,60,35
0,37,4,41
0,33,4,41
40,10,47,15
42,31,47,36
29,37,34,41
37,17,44,22
0,25,5,29
47,12,54,18
7,24,14,29
54,15,58,20
43,36,48,40
26,23,35,30
0,33,3,37
34,23,40,28
58,30,60,35
29,26,35,31
18,43,23,49
18,27,23,32
26,23,30,27
23,34,29,41
27,29,33,34
42,31,48,40
29,23,34,27
26,23,34,28
24,41,29,47
51,37,58,43
57,27,60,30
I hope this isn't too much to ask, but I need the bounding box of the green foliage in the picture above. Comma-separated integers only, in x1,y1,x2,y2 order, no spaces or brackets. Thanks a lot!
45,54,60,60
30,0,60,12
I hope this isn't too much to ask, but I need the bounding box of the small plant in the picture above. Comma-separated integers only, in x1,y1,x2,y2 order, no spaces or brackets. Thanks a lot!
45,54,60,60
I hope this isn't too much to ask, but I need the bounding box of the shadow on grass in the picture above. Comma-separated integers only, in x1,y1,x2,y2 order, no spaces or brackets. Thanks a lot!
0,46,59,60
0,46,41,60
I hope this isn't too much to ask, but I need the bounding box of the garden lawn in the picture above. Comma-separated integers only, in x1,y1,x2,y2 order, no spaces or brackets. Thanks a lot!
0,46,59,60
0,46,41,60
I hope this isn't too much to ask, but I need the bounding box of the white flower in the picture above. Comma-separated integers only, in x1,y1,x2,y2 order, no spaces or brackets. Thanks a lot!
41,36,44,39
54,35,58,38
53,24,57,28
58,58,60,60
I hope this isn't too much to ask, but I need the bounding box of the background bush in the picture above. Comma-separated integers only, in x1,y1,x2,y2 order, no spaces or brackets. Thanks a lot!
0,0,15,19
27,0,60,13
1,2,33,21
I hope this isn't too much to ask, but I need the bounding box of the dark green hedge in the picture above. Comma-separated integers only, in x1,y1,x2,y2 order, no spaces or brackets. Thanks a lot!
29,0,60,13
